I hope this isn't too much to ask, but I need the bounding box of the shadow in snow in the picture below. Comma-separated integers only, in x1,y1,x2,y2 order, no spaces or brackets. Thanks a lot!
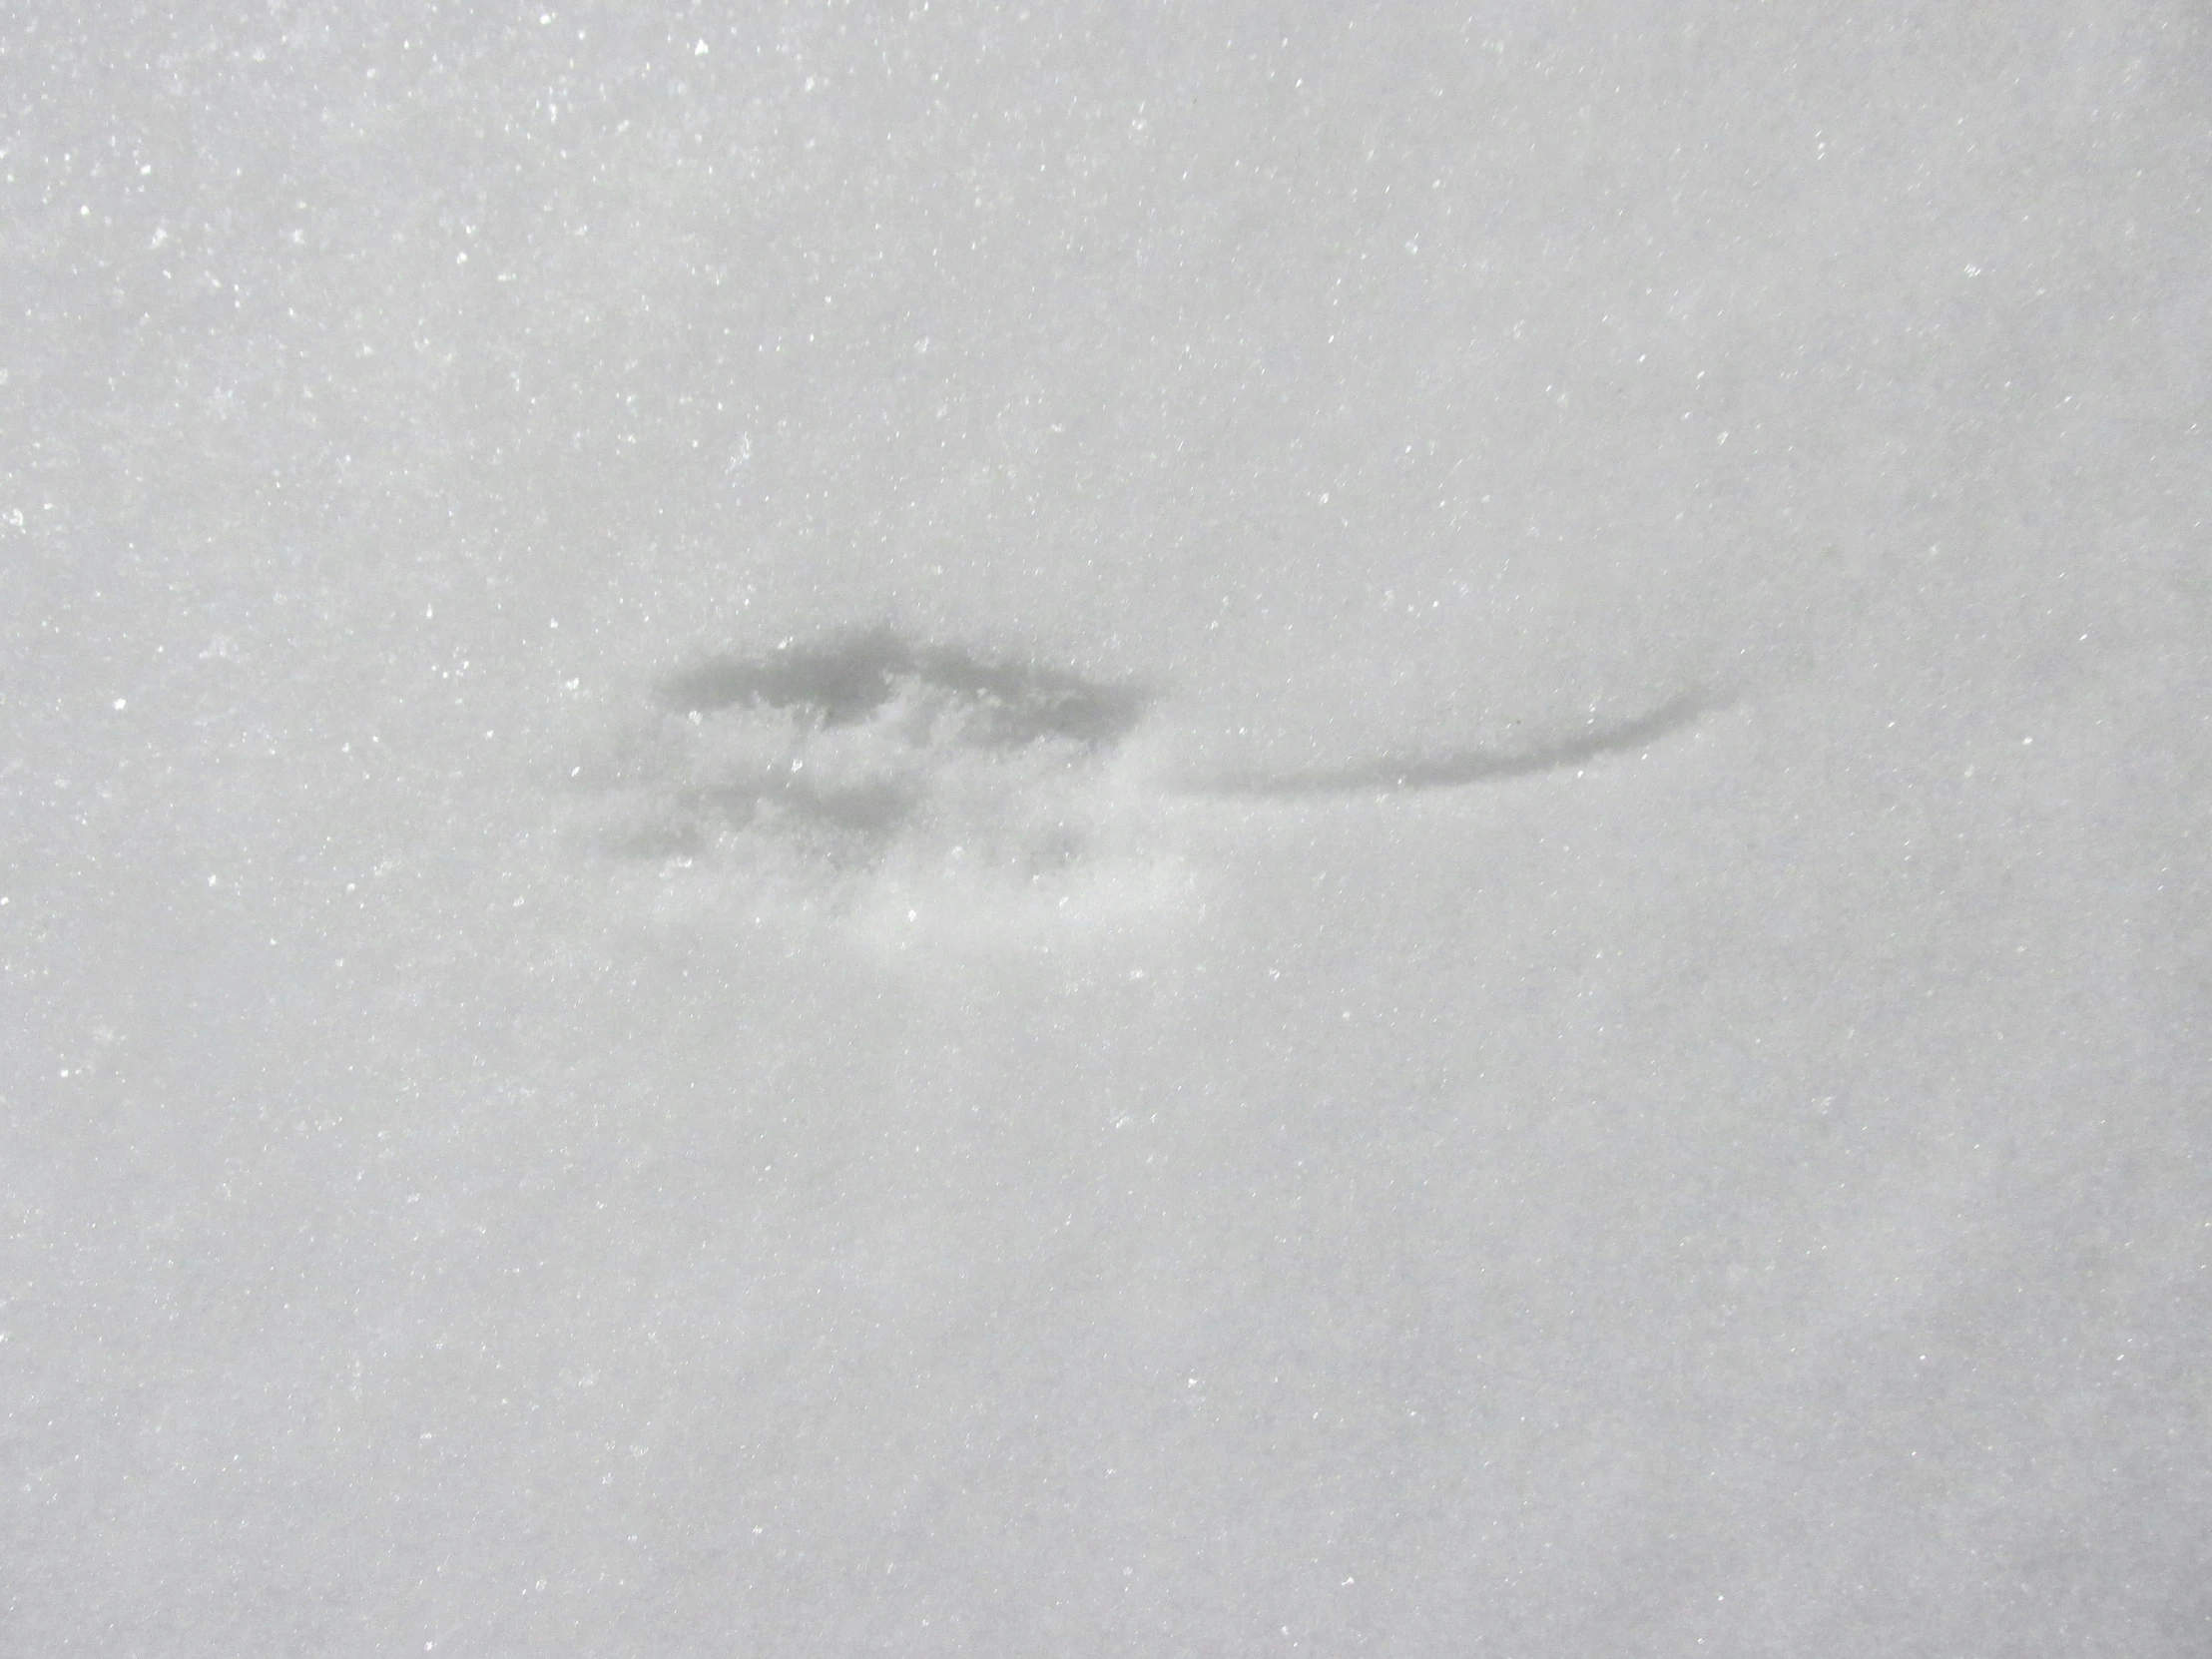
1193,688,1721,799
573,631,1724,926
657,629,1150,750
574,630,1154,875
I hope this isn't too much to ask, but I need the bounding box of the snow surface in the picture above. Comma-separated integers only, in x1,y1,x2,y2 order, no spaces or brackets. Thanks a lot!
4,3,2208,1654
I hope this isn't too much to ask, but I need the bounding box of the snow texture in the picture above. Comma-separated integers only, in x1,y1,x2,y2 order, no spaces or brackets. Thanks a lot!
3,3,2208,1655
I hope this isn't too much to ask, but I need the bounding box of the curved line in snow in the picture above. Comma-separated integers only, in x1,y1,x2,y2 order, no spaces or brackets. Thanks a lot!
1190,688,1722,799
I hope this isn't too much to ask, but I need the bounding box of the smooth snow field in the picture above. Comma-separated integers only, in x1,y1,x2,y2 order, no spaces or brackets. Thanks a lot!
4,4,2208,1654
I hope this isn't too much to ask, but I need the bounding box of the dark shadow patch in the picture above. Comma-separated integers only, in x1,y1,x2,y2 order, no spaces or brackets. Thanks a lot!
1199,688,1721,798
580,631,1155,879
657,628,912,727
655,629,1150,748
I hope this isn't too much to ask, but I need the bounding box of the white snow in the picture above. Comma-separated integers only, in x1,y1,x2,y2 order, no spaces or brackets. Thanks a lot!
3,3,2207,1655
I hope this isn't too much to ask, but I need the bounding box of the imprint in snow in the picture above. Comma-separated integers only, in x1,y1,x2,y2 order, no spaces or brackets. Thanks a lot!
560,626,1722,943
563,629,1186,941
